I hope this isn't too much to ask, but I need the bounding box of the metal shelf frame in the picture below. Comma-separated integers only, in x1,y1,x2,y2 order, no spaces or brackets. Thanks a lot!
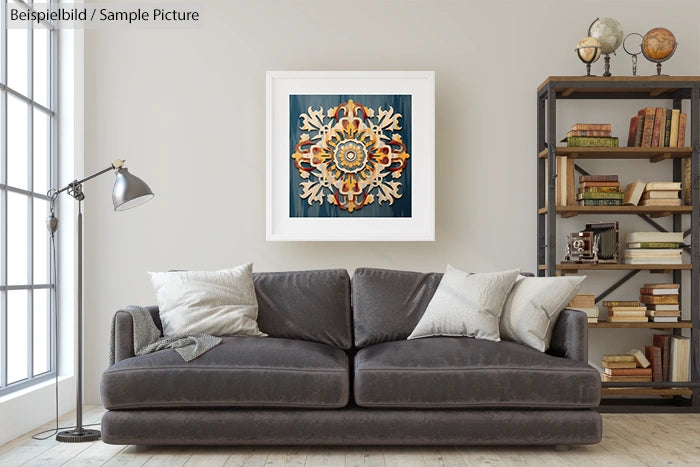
536,77,700,412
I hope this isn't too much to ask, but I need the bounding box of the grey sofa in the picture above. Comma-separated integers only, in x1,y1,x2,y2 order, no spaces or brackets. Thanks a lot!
101,268,602,446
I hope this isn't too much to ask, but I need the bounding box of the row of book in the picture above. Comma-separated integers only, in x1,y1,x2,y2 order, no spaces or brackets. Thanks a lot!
562,123,618,147
568,283,682,324
598,335,690,383
627,107,687,148
622,180,682,207
622,231,685,265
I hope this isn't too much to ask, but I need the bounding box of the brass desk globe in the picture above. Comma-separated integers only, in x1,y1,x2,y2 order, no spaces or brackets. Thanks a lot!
576,37,602,76
642,27,677,75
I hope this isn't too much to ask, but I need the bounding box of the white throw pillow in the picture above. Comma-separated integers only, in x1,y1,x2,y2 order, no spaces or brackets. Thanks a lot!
499,275,586,352
407,265,521,342
148,263,267,337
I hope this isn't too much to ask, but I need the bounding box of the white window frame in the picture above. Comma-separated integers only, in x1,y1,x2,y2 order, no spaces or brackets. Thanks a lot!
0,0,58,396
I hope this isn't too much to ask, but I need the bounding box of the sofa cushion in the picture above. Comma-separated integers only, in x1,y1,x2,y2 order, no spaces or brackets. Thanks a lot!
354,337,600,409
254,269,352,349
101,337,349,409
352,268,443,347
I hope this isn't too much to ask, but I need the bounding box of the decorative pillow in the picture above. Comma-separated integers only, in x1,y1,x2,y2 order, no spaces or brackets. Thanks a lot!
407,265,521,342
148,263,267,337
499,275,586,352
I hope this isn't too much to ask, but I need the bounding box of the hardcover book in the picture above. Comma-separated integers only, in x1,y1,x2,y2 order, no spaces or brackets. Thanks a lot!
627,115,639,147
577,199,623,206
634,113,645,146
627,349,651,368
576,192,625,200
651,107,665,147
580,175,618,183
644,346,663,382
670,336,690,382
579,186,621,193
669,109,680,147
564,136,619,147
645,182,682,191
603,355,636,363
627,242,681,249
643,283,680,289
571,123,612,131
663,108,672,147
639,199,682,207
602,374,653,382
653,334,672,382
601,361,637,369
641,191,680,200
678,113,687,146
640,107,656,147
567,129,613,137
627,232,684,243
603,368,652,376
622,180,645,206
639,288,679,295
602,301,640,307
640,295,679,304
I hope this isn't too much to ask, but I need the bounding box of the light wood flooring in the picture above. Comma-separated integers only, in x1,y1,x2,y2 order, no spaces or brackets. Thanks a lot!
1,406,699,466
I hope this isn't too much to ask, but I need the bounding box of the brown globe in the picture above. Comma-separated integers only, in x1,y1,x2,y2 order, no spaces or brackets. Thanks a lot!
642,28,677,61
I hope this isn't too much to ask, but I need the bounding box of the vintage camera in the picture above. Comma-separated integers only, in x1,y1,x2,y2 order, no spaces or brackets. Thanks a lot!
564,222,619,264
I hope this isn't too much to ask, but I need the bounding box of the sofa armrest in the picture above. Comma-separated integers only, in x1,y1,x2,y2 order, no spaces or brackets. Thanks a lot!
112,306,161,363
547,309,588,362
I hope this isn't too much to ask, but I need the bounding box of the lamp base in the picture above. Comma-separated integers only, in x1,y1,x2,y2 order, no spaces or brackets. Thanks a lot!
56,428,101,442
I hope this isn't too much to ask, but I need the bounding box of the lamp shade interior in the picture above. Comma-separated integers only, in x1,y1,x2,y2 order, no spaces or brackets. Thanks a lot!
112,168,154,211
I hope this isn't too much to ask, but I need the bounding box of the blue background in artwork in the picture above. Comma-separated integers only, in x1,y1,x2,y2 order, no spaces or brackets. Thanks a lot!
289,94,412,218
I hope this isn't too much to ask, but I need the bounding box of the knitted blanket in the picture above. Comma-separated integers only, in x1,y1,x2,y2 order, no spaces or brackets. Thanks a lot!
109,305,222,365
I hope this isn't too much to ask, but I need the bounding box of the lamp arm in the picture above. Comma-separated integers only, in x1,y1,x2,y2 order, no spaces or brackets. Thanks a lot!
54,159,125,196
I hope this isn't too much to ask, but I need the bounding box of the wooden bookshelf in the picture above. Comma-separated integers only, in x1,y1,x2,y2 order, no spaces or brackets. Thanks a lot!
589,320,692,329
537,76,700,98
601,387,693,397
538,205,691,218
537,146,692,161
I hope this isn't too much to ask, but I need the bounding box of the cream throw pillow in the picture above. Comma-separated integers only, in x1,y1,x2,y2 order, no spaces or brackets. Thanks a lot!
499,275,585,352
407,265,521,342
148,263,267,337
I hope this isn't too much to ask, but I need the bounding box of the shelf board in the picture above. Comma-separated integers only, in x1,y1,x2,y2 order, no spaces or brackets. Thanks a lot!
537,146,692,161
538,76,700,98
539,264,692,272
589,320,692,329
538,205,691,218
602,387,693,397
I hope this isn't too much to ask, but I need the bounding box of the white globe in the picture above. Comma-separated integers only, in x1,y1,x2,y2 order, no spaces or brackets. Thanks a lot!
589,18,624,54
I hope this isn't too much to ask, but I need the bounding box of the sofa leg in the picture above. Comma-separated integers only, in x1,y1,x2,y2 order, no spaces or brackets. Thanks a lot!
554,444,570,452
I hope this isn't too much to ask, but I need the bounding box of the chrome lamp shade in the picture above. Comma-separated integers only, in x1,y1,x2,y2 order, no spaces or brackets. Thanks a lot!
112,168,154,211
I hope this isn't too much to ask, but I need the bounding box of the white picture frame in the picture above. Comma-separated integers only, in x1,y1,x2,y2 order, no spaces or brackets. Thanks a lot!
266,71,435,241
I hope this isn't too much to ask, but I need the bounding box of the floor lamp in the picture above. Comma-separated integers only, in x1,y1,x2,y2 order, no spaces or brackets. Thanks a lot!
48,159,154,442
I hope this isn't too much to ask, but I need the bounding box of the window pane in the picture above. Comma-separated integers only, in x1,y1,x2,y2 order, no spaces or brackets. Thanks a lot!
33,110,50,195
33,27,50,108
7,28,29,96
7,290,29,384
34,198,49,283
33,289,50,375
8,95,29,190
8,192,29,285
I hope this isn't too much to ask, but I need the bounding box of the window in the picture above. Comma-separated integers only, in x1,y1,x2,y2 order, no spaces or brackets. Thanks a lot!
1,0,57,395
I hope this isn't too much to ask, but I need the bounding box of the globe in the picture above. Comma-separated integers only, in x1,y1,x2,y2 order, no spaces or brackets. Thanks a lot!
642,28,677,61
576,37,602,63
588,18,624,54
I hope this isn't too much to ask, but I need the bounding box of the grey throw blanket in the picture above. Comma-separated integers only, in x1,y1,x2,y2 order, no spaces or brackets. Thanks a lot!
109,305,222,365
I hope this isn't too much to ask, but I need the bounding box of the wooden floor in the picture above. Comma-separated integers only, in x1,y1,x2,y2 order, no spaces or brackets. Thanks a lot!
1,406,699,466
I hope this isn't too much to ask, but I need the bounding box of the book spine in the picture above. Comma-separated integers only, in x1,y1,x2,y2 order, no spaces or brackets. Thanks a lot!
579,186,621,193
651,107,664,147
645,346,663,382
634,114,645,146
578,199,623,206
627,115,639,147
566,136,619,147
568,130,613,137
640,288,678,295
663,108,672,147
579,175,619,183
603,301,639,307
580,181,621,187
630,242,680,248
572,123,612,131
641,107,656,147
577,192,625,200
669,109,680,147
678,113,687,146
640,295,679,304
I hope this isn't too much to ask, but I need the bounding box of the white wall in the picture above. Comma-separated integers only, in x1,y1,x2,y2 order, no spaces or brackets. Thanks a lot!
82,0,700,404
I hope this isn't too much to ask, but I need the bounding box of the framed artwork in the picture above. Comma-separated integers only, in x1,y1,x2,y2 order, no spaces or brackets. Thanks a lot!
266,71,435,241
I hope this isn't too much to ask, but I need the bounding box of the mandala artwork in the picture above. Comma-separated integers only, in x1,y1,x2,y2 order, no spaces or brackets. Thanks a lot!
289,95,412,217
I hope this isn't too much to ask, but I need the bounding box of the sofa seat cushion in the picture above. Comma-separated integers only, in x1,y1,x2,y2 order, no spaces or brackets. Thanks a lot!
354,337,600,409
101,337,349,409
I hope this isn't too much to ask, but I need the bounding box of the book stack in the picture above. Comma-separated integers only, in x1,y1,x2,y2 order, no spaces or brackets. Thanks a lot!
627,107,687,148
639,182,682,207
600,351,651,382
577,175,622,206
568,294,599,323
623,231,685,264
603,300,647,323
640,283,680,323
563,123,618,147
